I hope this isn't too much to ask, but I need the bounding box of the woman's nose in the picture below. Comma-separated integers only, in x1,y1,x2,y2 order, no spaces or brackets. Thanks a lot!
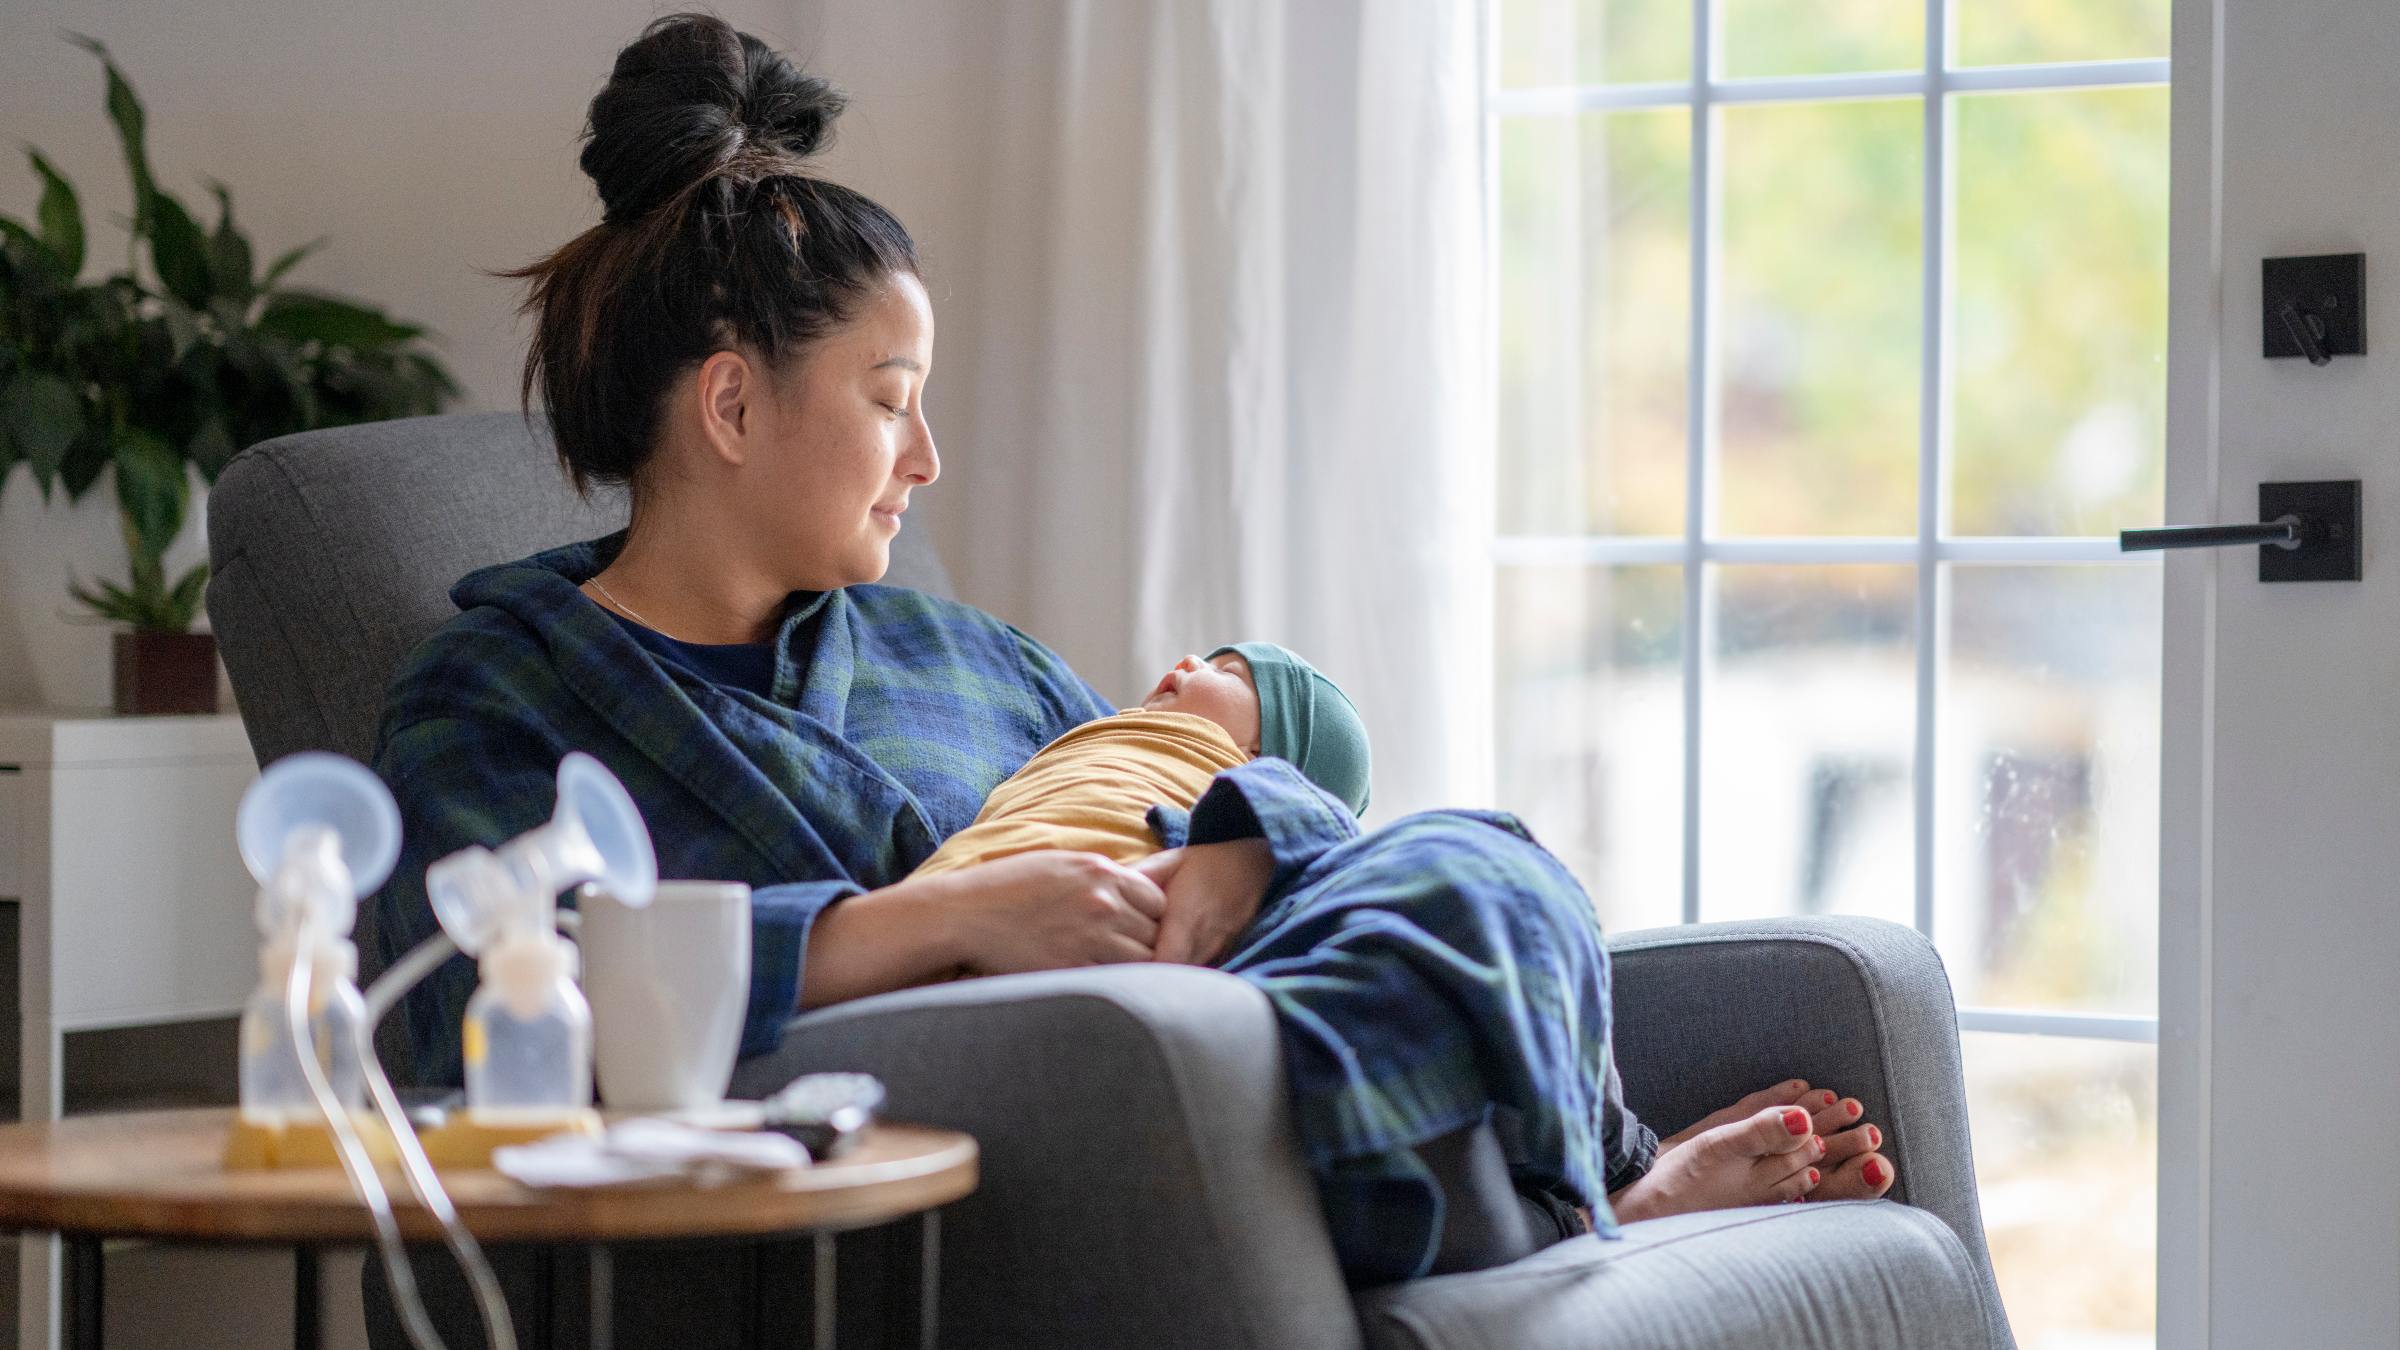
901,419,940,486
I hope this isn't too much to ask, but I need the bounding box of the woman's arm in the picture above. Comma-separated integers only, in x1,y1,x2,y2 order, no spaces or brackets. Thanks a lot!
797,876,969,1008
797,850,1171,1009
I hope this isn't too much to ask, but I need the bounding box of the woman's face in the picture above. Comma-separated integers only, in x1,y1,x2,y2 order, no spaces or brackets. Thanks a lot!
742,271,939,589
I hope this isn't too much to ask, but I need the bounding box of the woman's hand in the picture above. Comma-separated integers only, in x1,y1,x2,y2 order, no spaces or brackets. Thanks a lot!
1136,838,1275,967
944,850,1169,975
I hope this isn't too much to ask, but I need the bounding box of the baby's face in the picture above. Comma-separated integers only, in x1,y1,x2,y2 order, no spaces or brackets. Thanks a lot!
1140,652,1261,753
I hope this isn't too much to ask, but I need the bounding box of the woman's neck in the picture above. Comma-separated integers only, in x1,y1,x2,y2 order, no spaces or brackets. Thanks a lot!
587,509,789,646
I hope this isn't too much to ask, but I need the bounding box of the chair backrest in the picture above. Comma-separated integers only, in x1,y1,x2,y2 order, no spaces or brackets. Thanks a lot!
205,411,956,772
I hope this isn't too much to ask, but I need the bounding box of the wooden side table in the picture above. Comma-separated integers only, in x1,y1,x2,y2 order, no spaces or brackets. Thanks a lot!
0,1108,978,1350
0,711,260,1350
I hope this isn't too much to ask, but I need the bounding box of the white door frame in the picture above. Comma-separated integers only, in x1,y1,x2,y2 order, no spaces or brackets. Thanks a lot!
2158,0,2221,1343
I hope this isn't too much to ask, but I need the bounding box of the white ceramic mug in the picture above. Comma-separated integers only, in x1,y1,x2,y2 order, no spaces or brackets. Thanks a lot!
578,880,751,1112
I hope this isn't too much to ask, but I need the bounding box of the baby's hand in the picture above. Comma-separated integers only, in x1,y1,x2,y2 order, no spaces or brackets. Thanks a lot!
1133,849,1186,889
1143,839,1273,966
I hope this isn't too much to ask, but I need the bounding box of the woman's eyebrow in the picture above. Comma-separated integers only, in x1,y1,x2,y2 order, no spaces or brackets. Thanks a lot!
872,356,923,372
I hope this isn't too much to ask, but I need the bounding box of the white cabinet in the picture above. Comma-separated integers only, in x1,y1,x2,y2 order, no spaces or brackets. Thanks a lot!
0,711,257,1350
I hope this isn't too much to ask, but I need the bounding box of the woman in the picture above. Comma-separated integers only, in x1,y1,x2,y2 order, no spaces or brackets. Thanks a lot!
374,13,1894,1295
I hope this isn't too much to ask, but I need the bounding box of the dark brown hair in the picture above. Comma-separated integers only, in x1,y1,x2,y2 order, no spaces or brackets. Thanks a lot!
506,13,919,493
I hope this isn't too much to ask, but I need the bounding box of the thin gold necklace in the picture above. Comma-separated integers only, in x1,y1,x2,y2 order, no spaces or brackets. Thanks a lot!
588,574,685,643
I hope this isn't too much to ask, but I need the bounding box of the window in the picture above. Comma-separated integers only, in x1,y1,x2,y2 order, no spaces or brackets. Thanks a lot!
1490,3,2169,1344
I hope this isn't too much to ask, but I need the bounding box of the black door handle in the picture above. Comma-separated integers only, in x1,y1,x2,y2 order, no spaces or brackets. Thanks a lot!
2117,480,2359,582
2119,517,2300,552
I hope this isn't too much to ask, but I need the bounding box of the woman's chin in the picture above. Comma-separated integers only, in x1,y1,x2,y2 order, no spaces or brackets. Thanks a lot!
846,542,892,587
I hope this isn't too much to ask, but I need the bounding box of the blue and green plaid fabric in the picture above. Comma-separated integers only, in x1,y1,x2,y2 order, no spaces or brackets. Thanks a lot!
373,531,1111,1083
374,531,1652,1285
1159,764,1655,1282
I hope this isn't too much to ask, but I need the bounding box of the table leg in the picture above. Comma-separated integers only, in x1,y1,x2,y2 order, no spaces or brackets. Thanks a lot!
812,1232,836,1350
879,1212,941,1350
588,1244,614,1350
293,1247,319,1350
919,1211,940,1350
19,1011,64,1350
62,1236,100,1350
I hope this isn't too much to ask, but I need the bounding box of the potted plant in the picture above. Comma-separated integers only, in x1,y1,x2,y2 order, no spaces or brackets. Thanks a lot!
0,34,456,714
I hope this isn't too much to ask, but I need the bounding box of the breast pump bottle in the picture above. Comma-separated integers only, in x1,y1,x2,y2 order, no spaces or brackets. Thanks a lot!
233,753,400,1126
426,752,656,1124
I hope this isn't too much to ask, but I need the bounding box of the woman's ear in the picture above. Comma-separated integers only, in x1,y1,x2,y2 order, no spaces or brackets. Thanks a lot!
694,349,758,468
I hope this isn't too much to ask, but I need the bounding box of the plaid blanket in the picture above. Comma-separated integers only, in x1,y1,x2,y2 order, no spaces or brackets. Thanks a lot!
374,532,1652,1283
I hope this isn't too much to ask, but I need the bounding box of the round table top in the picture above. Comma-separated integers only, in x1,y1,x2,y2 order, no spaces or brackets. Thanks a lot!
0,1109,977,1245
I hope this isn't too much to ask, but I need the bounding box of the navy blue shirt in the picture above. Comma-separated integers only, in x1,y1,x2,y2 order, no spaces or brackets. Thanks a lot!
607,610,779,698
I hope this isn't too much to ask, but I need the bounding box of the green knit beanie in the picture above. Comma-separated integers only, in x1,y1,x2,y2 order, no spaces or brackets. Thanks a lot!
1206,642,1373,816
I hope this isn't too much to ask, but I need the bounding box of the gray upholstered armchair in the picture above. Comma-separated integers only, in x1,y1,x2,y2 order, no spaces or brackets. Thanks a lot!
207,413,2015,1349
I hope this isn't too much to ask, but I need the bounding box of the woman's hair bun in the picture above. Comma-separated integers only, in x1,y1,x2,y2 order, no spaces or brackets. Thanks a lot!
580,12,847,224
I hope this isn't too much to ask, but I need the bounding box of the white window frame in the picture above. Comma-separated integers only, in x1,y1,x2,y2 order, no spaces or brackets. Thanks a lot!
1485,4,2171,1048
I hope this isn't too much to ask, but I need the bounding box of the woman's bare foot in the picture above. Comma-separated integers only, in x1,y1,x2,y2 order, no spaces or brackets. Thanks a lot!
1808,1133,1898,1201
1609,1105,1825,1222
1664,1079,1887,1161
1658,1079,1819,1152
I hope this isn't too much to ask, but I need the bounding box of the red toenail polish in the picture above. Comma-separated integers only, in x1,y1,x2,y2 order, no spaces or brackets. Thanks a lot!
1868,1126,1881,1148
1865,1159,1884,1185
1821,1091,1837,1107
1807,1169,1820,1185
1782,1109,1810,1135
1847,1101,1861,1118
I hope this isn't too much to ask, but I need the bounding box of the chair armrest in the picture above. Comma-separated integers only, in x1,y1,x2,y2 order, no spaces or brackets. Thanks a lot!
730,964,1365,1350
1607,916,2014,1350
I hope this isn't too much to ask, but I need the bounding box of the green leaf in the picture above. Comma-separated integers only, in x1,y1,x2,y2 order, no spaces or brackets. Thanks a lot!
255,290,424,349
59,424,111,497
66,33,157,241
0,216,67,291
258,237,323,291
400,350,463,410
68,576,146,626
165,561,210,628
111,424,187,564
29,151,84,277
3,370,83,495
187,414,235,478
147,193,212,307
157,294,202,361
205,182,253,306
256,335,318,426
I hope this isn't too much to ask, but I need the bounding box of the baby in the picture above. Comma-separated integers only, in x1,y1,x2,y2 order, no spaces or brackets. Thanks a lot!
911,642,1372,880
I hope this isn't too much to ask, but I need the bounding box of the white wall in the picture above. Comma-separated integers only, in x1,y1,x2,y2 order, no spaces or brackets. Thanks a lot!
781,1,1013,628
2174,0,2400,1343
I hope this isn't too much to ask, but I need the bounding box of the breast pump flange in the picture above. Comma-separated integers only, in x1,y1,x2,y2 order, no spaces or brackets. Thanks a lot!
225,752,401,1167
418,751,658,1154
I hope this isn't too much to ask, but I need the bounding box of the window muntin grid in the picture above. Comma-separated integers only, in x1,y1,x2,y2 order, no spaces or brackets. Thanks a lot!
1488,7,2169,1043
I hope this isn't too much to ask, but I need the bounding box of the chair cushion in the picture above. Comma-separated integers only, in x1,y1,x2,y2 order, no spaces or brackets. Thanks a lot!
1356,1200,1994,1350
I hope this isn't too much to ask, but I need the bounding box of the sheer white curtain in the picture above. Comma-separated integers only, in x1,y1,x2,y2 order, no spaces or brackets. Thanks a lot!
952,0,1492,820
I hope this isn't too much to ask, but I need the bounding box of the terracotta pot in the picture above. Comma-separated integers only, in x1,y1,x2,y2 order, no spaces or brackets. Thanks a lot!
112,631,220,716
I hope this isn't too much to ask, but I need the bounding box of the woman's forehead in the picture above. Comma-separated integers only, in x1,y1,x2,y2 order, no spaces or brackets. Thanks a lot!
857,274,934,350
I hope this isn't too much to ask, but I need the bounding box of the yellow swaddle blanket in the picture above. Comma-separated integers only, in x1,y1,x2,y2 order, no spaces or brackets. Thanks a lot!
911,710,1252,878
